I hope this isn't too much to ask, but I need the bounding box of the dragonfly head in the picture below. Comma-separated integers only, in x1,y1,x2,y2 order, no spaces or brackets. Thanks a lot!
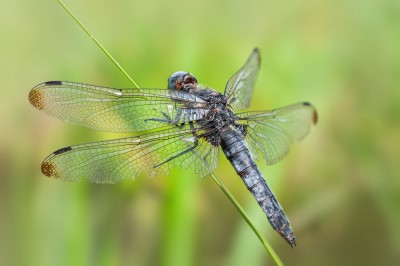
168,71,198,92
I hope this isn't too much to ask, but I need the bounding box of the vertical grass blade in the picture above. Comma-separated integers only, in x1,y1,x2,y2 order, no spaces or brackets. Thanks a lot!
55,0,140,89
55,0,284,264
210,173,284,266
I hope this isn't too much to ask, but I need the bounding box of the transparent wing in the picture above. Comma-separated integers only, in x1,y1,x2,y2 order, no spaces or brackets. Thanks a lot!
41,124,220,183
237,102,318,165
29,81,209,132
224,48,261,110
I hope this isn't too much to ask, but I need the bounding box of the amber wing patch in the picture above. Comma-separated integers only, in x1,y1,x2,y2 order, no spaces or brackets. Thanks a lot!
41,161,60,178
28,89,45,110
312,110,318,125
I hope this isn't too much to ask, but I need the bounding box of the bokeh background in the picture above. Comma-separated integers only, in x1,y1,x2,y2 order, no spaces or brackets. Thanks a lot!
1,0,399,265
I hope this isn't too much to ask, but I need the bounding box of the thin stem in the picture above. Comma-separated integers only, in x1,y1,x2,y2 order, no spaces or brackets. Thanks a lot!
56,0,140,89
210,173,284,266
55,0,283,265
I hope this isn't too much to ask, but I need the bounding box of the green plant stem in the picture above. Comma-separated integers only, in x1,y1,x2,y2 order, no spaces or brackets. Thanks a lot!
56,0,140,89
210,173,284,266
55,0,284,265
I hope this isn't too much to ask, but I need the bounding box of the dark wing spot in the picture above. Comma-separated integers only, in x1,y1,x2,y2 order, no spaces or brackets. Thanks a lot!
28,89,45,110
312,110,318,125
45,81,62,86
41,161,60,178
53,146,72,155
302,102,318,125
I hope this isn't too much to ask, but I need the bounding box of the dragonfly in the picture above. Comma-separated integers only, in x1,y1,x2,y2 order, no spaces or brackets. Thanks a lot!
29,48,317,247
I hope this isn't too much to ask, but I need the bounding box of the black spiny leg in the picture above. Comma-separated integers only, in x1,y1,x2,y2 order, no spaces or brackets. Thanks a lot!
145,108,183,126
153,122,198,168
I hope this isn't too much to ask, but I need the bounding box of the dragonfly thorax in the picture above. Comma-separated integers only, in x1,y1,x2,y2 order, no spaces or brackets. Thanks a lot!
198,91,238,146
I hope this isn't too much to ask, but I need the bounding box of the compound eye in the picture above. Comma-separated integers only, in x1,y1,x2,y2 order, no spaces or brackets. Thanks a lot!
167,71,198,91
168,71,188,90
183,74,198,88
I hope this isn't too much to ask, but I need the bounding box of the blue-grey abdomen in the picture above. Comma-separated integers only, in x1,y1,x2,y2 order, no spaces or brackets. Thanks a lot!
220,126,296,247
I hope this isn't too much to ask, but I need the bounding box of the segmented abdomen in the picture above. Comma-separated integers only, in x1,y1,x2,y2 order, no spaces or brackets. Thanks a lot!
219,126,296,247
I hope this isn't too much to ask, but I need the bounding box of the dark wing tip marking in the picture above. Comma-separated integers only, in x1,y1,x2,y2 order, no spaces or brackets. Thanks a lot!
41,161,60,178
41,147,72,178
303,102,318,125
53,146,72,155
312,110,318,125
252,47,261,65
45,81,62,86
28,88,45,110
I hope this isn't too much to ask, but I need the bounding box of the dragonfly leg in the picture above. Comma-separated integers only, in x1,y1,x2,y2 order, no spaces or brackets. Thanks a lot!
144,109,183,126
153,140,198,168
153,121,198,168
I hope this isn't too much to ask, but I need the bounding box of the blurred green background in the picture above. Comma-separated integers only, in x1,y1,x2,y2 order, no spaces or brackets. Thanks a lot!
1,0,399,265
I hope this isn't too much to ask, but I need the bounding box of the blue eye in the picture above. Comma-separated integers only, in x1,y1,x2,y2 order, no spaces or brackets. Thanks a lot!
168,71,188,90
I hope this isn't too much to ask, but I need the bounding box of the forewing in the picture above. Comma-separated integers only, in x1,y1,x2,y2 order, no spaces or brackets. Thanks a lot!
224,48,261,110
41,124,220,183
29,81,208,132
237,102,317,165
